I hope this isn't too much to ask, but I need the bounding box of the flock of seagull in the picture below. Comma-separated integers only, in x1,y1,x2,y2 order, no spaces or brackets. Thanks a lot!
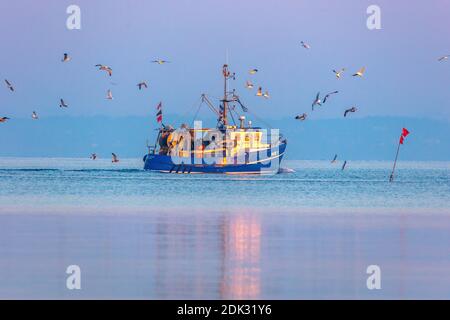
287,41,447,169
240,40,369,169
295,65,365,122
0,44,448,167
243,41,370,126
0,53,171,163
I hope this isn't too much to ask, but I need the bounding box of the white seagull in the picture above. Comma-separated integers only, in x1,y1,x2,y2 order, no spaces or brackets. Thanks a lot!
256,86,263,97
106,89,113,100
32,111,39,120
111,153,119,163
62,53,71,62
95,64,113,76
151,59,170,64
352,67,366,77
332,68,345,79
312,92,321,110
300,41,311,49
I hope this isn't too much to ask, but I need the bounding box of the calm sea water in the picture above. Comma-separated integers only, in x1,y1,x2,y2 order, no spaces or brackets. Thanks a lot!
0,158,449,299
0,157,448,211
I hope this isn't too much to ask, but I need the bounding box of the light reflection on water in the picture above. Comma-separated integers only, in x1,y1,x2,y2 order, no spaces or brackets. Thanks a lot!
149,213,262,299
220,215,261,299
0,158,449,299
1,209,450,299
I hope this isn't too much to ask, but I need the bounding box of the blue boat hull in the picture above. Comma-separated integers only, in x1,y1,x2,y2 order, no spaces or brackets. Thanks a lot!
143,142,287,174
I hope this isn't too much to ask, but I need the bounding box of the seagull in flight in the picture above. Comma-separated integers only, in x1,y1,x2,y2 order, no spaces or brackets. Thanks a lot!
111,153,119,163
300,41,311,49
151,59,170,64
295,113,307,121
332,68,345,79
342,160,347,170
331,154,337,163
32,111,39,120
59,98,68,108
312,92,321,110
245,80,254,89
62,53,71,62
137,81,148,90
263,90,270,99
438,55,449,61
256,86,263,97
106,89,113,100
4,79,14,92
323,91,339,104
344,107,357,117
95,64,113,76
249,68,258,75
90,153,97,160
0,117,10,123
352,67,366,77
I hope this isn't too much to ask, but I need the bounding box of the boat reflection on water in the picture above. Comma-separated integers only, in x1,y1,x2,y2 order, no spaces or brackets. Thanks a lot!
220,215,261,299
2,206,450,299
153,211,261,299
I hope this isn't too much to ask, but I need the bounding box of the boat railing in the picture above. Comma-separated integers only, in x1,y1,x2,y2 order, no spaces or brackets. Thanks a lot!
147,146,156,155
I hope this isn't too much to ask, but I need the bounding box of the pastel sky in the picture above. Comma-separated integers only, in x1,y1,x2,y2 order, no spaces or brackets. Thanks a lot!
0,0,449,121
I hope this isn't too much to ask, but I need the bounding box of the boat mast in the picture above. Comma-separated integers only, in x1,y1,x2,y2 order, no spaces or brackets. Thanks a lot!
222,64,229,126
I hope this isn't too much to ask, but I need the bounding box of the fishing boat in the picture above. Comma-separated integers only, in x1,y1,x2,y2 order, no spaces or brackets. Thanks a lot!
143,64,287,174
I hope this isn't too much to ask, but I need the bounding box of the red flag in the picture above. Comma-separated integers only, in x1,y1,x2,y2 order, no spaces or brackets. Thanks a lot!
401,128,410,137
156,102,162,124
399,135,404,144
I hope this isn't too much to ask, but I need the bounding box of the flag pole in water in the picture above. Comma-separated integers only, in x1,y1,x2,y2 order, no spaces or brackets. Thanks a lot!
389,128,410,182
389,137,402,182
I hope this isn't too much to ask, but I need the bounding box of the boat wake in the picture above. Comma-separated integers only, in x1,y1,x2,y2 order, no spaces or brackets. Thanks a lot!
278,167,295,174
0,168,143,173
